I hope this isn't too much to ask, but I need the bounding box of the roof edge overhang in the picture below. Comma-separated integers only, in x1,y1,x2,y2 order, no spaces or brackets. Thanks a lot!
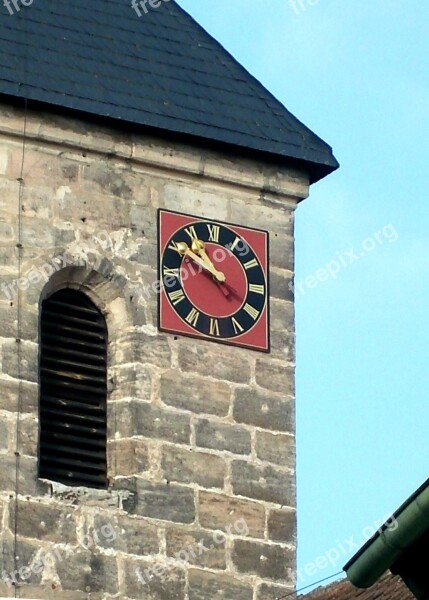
344,479,429,589
0,93,338,186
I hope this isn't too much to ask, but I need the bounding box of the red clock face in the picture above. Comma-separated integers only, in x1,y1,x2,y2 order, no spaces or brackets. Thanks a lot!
158,210,269,352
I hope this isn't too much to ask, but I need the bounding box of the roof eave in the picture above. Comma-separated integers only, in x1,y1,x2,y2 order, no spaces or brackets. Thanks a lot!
344,479,429,589
0,92,338,185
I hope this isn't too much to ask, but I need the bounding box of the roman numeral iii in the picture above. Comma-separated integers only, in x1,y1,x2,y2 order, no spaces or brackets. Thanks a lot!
249,283,264,295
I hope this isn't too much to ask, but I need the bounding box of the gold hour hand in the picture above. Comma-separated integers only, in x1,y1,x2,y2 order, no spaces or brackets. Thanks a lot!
191,239,225,276
175,242,226,283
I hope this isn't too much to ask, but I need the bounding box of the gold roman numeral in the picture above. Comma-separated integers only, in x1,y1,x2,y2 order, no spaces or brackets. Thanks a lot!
231,317,244,334
209,318,220,336
185,225,197,240
185,307,200,327
243,258,258,270
207,224,220,243
229,236,241,252
168,289,185,306
249,283,265,295
168,241,178,252
163,267,180,278
243,303,260,320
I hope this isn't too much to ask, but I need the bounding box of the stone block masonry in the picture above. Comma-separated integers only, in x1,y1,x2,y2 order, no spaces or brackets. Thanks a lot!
0,101,309,599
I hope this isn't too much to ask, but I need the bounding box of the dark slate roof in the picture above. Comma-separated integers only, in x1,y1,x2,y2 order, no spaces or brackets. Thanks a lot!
301,573,414,600
0,0,338,182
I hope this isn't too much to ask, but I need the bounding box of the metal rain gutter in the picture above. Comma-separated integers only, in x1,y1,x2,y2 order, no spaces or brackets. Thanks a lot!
344,479,429,588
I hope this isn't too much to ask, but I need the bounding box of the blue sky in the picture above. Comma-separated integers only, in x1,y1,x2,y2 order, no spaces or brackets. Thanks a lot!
178,0,429,591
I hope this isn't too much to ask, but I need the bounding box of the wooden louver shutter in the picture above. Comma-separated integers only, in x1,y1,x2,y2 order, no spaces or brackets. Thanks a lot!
39,289,107,488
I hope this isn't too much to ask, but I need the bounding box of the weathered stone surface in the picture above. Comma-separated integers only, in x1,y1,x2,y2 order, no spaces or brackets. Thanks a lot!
233,388,294,433
55,552,118,594
188,569,252,600
128,239,158,271
21,218,57,247
0,303,38,342
195,419,251,455
162,445,226,489
0,419,9,450
114,401,191,445
269,298,295,360
0,581,12,598
0,456,49,496
270,234,294,271
113,331,171,367
232,539,294,581
231,460,295,506
160,184,229,223
1,340,38,383
230,200,293,238
166,526,226,569
109,363,153,402
271,329,295,363
255,431,295,467
0,377,38,413
1,536,43,586
17,417,38,457
270,269,294,302
107,438,149,477
255,359,294,395
0,246,17,268
177,342,251,384
124,480,195,524
160,371,230,417
82,162,135,201
124,557,186,600
14,586,89,599
93,512,159,556
256,582,295,600
198,491,265,538
268,508,296,544
11,500,76,544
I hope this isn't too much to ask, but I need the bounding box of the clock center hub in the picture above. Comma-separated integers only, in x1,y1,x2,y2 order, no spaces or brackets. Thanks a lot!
181,243,247,318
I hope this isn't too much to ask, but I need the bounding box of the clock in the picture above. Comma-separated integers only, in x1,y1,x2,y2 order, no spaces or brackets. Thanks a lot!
158,209,269,352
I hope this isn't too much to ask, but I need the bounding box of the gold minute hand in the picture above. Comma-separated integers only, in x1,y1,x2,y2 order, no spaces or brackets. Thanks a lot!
175,242,226,282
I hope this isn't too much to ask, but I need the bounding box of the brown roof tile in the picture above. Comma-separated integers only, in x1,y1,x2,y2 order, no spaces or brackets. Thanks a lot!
301,573,414,600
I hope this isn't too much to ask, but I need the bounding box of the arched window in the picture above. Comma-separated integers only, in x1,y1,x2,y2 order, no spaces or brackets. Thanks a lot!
39,289,108,488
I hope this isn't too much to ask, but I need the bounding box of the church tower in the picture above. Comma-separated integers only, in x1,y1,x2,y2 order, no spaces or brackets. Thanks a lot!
0,1,338,599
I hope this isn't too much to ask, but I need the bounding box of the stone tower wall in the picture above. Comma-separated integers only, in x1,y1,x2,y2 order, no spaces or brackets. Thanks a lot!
0,102,308,600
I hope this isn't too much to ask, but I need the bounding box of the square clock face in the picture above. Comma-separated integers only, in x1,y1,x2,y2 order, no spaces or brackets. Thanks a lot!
158,209,269,352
